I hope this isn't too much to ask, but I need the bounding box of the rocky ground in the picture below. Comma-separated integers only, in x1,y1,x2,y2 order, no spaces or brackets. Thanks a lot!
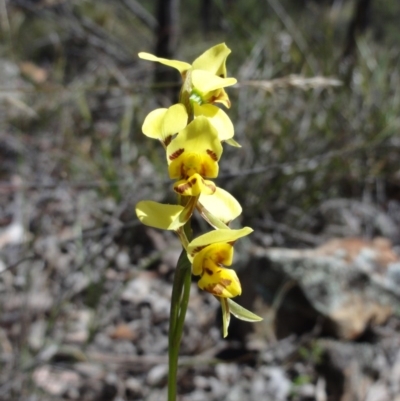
1,129,400,400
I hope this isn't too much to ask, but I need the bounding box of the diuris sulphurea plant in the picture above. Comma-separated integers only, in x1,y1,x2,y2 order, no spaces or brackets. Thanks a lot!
136,43,262,401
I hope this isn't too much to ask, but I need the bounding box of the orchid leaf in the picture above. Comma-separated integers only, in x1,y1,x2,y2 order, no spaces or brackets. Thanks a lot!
220,297,231,338
227,299,263,322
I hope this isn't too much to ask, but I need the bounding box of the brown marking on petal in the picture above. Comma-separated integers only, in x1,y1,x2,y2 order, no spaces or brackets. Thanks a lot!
214,254,223,264
180,164,187,179
174,177,197,194
204,268,213,276
163,135,172,147
198,163,206,177
203,278,232,296
175,176,215,195
206,149,218,161
174,182,189,194
191,246,205,257
169,148,184,161
205,283,224,295
220,279,232,287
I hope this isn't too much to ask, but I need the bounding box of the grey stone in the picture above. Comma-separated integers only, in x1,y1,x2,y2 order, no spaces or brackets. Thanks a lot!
146,364,168,387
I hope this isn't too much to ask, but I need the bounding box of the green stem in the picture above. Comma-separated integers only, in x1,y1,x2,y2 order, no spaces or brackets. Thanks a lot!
168,80,195,401
173,261,192,343
167,250,192,401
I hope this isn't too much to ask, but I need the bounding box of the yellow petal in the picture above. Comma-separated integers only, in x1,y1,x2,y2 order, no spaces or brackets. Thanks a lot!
192,43,231,77
187,227,253,260
193,104,234,141
224,138,242,147
142,108,166,139
138,52,191,74
191,70,237,93
210,88,232,109
169,152,219,180
198,265,241,298
168,117,222,165
192,242,233,275
198,188,242,224
167,116,222,178
142,104,188,143
135,200,195,230
163,104,188,134
173,174,216,196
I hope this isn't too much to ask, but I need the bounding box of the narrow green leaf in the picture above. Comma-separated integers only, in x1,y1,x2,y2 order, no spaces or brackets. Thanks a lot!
220,297,231,338
76,91,92,123
227,299,263,322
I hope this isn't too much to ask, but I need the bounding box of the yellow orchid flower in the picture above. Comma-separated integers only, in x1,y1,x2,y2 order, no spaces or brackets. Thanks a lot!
187,227,260,338
187,227,252,296
167,116,222,196
193,242,241,298
138,43,236,108
142,104,188,146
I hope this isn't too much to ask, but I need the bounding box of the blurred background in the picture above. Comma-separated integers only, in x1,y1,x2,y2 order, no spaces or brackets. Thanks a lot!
1,0,400,400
